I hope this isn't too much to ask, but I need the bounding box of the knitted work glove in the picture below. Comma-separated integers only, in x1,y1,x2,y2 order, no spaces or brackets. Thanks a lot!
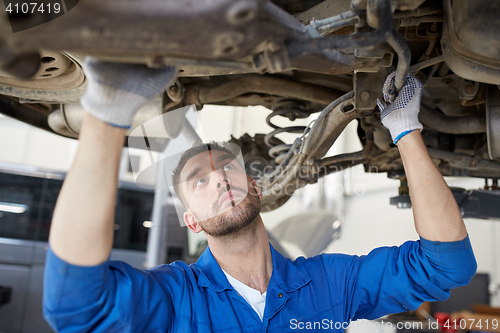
80,57,177,129
376,71,423,145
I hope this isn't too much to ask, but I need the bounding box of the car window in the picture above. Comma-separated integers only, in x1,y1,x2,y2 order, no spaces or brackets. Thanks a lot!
113,187,153,251
0,173,44,241
0,172,152,252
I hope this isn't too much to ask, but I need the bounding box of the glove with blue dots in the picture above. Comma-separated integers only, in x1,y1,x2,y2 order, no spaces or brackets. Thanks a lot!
376,71,423,145
80,57,177,129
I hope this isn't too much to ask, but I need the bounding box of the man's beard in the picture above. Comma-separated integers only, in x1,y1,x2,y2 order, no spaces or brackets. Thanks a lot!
196,184,261,238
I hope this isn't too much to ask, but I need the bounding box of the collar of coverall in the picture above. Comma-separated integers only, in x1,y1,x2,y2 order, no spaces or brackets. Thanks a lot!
195,242,312,293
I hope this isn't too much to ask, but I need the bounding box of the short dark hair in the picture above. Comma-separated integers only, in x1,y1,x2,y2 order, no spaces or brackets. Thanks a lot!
171,142,238,207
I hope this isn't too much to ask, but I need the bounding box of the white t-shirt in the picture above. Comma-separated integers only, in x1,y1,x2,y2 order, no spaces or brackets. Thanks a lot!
222,269,267,321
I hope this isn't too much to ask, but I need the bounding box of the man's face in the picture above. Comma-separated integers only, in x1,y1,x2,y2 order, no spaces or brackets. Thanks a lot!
179,149,262,237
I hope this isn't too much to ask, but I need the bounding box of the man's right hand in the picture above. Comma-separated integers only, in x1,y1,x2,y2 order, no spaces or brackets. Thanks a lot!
49,59,177,266
81,58,177,129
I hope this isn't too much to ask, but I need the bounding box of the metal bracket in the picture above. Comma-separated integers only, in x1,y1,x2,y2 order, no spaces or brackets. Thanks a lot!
459,78,480,101
252,45,291,74
354,69,390,111
451,187,500,220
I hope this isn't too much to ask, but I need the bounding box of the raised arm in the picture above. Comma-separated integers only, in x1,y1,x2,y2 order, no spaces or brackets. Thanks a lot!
397,131,467,241
49,59,177,266
44,59,178,332
49,112,126,265
377,72,467,242
317,74,476,324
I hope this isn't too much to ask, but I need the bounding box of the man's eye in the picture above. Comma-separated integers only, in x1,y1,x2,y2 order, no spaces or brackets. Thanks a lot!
195,179,206,188
222,164,233,171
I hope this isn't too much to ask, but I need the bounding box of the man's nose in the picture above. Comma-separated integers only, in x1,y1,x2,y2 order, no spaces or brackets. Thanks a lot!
214,169,231,190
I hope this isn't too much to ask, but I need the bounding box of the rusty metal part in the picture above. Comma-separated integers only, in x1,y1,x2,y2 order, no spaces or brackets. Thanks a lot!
306,99,362,159
264,101,310,162
458,78,479,102
354,33,394,74
410,55,444,74
486,87,500,160
0,50,75,86
0,95,53,133
260,153,306,211
0,51,86,103
302,91,354,154
319,159,366,177
427,148,500,171
184,75,345,107
287,0,393,58
167,80,185,103
460,84,487,106
354,69,389,111
461,99,486,107
259,129,371,211
363,145,500,179
366,0,415,91
366,0,411,90
289,50,376,76
366,143,500,174
393,7,444,19
226,1,257,26
0,0,290,60
85,54,256,78
0,0,370,78
224,94,302,109
48,99,164,138
229,133,280,180
294,0,352,25
441,0,500,85
363,147,402,172
421,74,483,117
319,139,374,167
317,17,360,35
308,10,359,30
387,30,411,90
419,104,486,134
47,108,79,139
258,95,362,211
0,50,40,80
399,15,444,27
352,0,427,12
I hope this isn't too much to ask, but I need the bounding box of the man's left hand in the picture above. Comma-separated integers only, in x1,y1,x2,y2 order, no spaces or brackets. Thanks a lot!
376,71,423,145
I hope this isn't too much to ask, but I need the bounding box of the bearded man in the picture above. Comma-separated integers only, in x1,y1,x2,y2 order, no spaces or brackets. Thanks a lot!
43,59,476,333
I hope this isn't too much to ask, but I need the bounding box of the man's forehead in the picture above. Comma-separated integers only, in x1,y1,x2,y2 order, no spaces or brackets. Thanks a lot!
180,150,236,181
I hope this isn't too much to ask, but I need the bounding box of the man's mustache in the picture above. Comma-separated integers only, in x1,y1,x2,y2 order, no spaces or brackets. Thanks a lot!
212,183,248,212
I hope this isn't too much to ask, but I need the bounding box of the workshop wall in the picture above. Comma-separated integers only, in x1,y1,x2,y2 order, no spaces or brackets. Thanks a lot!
0,114,78,170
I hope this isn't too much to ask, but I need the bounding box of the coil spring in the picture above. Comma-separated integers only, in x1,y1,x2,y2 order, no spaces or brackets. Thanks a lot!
264,103,309,164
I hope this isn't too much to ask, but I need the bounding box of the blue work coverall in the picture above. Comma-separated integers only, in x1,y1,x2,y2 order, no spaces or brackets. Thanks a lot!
43,236,476,332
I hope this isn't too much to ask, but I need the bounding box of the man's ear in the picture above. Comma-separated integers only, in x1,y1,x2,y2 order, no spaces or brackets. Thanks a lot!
250,177,263,200
184,211,203,233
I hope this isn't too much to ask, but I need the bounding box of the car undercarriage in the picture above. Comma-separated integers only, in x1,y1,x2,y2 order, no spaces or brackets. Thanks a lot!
0,0,499,212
